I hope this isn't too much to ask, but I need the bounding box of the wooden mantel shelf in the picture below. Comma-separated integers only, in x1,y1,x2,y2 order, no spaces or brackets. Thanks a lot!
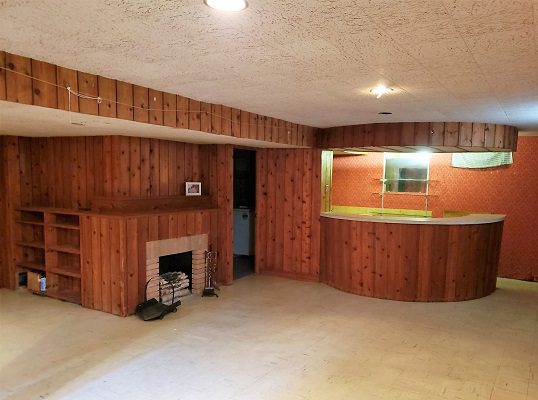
90,195,215,215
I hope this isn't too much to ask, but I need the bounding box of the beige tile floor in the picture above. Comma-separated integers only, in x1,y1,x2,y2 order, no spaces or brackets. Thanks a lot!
0,276,537,400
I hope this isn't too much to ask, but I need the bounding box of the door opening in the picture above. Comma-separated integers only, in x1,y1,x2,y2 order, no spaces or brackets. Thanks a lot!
233,149,256,280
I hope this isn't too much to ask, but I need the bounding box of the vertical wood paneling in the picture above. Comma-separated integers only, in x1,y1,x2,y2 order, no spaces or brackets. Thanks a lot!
176,95,189,129
459,122,473,147
320,218,503,302
133,85,149,123
159,140,169,196
56,66,79,112
6,53,32,104
282,150,294,273
444,122,459,147
221,105,232,136
140,138,151,196
472,123,486,147
318,122,517,151
484,123,496,148
216,145,233,284
201,102,212,133
80,216,93,308
430,122,445,146
116,81,134,120
256,148,321,281
125,217,138,314
211,104,222,134
31,60,57,108
97,76,117,118
257,115,266,142
414,122,430,146
255,149,267,272
189,99,201,131
149,139,160,196
0,51,6,100
265,117,273,142
231,108,241,137
77,72,98,115
149,89,163,125
163,92,177,128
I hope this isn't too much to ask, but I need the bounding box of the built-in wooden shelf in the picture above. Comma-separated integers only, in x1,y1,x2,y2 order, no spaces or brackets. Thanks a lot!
48,222,80,230
14,207,82,306
16,241,45,249
16,261,46,272
47,267,81,279
16,220,45,226
48,244,81,255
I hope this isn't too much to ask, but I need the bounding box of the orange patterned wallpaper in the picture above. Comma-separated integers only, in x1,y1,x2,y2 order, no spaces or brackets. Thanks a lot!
332,136,538,281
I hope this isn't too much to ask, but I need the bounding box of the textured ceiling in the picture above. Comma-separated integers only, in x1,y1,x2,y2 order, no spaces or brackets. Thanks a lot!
1,0,537,129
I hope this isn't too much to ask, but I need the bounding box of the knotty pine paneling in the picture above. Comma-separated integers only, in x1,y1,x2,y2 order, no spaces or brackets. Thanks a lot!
0,51,6,100
0,52,316,147
255,148,321,281
0,137,22,289
10,136,216,209
80,209,218,316
319,122,518,152
0,137,9,287
1,136,234,290
320,217,503,301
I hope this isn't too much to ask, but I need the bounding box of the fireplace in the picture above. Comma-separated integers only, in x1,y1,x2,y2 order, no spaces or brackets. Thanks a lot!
159,251,193,290
145,234,208,300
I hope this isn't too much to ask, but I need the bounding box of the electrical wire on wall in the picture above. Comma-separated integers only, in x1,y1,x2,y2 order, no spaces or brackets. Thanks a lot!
0,65,298,131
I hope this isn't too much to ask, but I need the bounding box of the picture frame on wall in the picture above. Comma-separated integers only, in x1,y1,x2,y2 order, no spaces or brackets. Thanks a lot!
185,182,202,196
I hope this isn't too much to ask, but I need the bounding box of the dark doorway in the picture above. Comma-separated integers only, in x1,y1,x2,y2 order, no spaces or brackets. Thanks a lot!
233,149,256,279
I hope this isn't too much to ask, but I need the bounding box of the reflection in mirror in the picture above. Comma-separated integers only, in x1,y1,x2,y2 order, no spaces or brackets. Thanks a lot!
383,153,431,193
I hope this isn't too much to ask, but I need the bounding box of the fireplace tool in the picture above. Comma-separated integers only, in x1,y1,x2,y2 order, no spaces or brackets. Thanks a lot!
135,272,182,321
202,250,219,297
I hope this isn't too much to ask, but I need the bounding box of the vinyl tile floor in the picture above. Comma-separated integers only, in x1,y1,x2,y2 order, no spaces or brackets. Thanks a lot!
0,276,537,400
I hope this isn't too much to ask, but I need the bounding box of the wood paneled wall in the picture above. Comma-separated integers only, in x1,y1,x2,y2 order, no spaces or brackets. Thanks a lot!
0,51,317,147
255,148,322,281
0,137,9,287
13,136,214,210
0,136,22,289
320,217,503,301
80,209,217,316
319,122,518,152
0,136,234,289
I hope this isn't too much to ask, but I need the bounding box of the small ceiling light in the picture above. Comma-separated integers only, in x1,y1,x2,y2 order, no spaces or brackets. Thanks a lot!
370,85,393,99
204,0,248,12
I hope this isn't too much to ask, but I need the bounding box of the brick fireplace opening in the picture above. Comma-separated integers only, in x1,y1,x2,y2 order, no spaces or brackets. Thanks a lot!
145,234,208,300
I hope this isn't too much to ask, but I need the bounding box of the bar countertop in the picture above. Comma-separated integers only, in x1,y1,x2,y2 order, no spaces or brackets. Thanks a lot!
321,211,505,225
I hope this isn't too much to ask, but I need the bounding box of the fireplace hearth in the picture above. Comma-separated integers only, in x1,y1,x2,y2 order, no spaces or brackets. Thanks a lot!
145,234,208,299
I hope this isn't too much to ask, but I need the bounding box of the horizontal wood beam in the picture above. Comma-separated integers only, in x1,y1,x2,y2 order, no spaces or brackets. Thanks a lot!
0,51,317,147
318,122,518,152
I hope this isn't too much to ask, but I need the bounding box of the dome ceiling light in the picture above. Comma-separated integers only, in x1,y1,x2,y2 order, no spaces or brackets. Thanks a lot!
370,85,394,99
204,0,248,12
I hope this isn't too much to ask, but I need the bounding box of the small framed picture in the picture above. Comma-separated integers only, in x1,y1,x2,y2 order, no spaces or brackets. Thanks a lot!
185,182,202,196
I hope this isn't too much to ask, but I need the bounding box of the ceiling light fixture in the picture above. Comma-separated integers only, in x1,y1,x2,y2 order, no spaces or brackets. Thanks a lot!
204,0,248,12
370,85,393,99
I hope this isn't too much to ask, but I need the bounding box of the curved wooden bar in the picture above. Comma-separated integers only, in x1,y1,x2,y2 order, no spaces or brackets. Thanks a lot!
320,213,504,302
318,122,518,152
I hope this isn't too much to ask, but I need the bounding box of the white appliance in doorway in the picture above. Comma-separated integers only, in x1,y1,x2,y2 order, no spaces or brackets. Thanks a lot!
233,208,254,256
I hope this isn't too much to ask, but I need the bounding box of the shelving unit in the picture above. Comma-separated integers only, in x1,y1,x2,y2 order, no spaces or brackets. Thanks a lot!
373,178,439,211
15,208,82,304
